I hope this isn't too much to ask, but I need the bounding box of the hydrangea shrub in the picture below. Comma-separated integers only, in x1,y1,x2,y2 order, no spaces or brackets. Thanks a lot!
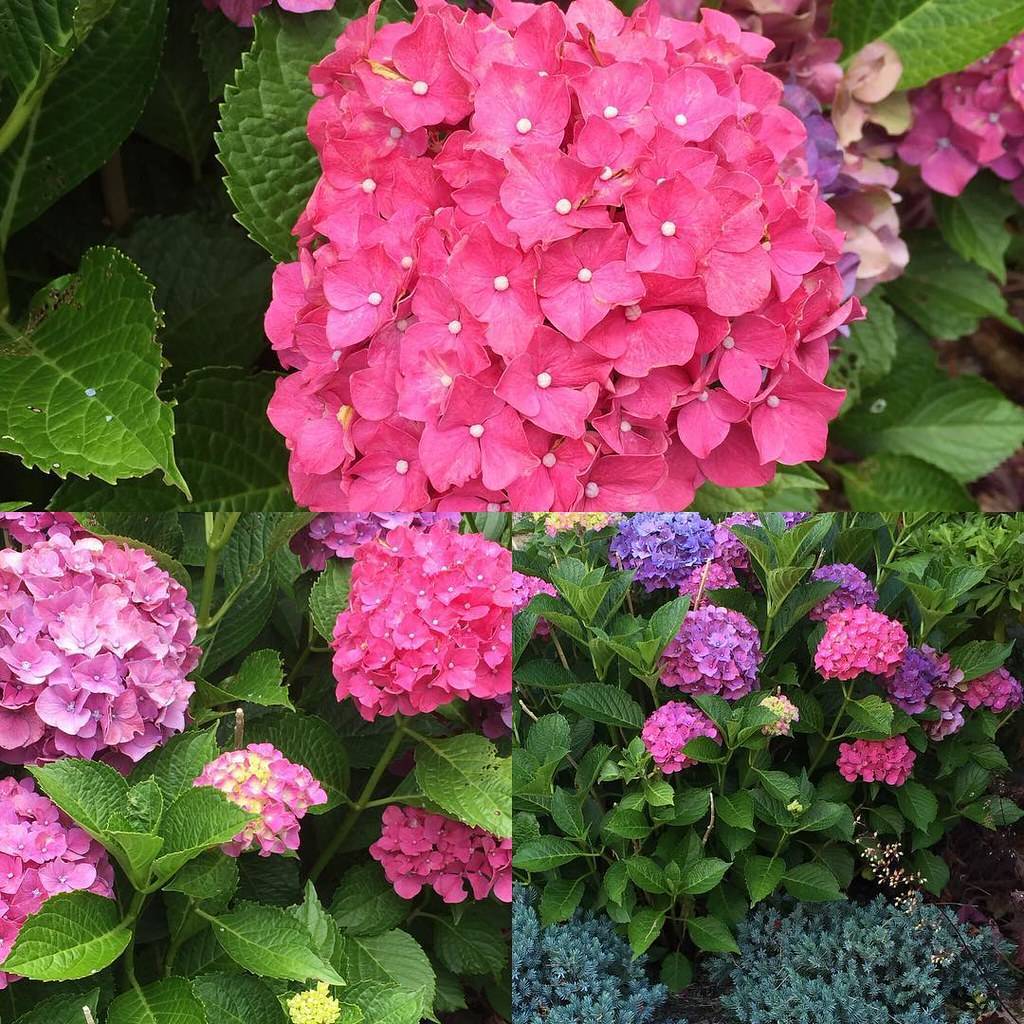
512,511,1022,987
0,511,512,1024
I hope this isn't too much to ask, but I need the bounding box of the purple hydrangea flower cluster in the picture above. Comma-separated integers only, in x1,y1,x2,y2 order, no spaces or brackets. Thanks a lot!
660,605,762,700
642,701,719,774
0,513,88,547
510,572,559,637
291,512,460,570
609,513,715,592
0,533,200,766
808,563,879,621
0,776,116,988
783,83,844,195
885,646,953,715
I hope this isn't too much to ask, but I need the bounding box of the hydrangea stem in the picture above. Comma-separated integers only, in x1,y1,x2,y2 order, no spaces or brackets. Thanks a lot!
808,681,853,774
309,715,406,882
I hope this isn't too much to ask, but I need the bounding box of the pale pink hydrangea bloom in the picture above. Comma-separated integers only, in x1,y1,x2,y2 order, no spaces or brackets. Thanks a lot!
641,700,719,773
963,667,1023,713
836,735,915,786
370,804,511,903
332,525,511,720
0,777,115,988
0,533,199,766
264,0,861,511
203,0,336,28
678,560,739,598
760,691,799,736
813,605,907,680
194,743,327,856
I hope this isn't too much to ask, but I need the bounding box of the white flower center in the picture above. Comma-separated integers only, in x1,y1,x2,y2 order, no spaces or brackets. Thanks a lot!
585,481,600,498
555,198,572,215
395,459,410,475
448,319,462,334
412,80,429,95
624,304,642,322
542,452,557,468
603,105,619,118
698,390,709,402
536,371,552,389
367,291,383,306
493,275,510,291
389,126,403,139
401,255,413,269
674,113,688,126
620,420,632,432
577,267,593,283
487,502,501,511
660,220,676,237
396,318,409,331
516,117,533,134
722,335,735,349
469,423,485,438
600,166,614,180
440,373,453,387
766,395,780,408
761,240,772,251
361,177,377,193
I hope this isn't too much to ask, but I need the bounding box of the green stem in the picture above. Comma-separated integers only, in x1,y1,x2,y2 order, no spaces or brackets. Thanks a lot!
309,717,406,882
121,889,149,993
197,513,242,628
163,897,195,978
808,682,852,774
0,69,52,157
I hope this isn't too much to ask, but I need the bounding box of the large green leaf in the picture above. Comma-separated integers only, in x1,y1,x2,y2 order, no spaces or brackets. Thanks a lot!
933,174,1016,282
2,892,131,980
829,295,898,412
310,560,352,641
0,247,185,491
191,974,287,1024
116,213,272,380
106,978,207,1024
209,903,345,985
0,0,167,236
11,988,101,1024
334,930,434,1024
217,8,346,260
830,0,1024,88
52,368,290,511
0,0,76,95
690,466,827,515
415,733,512,838
330,863,408,938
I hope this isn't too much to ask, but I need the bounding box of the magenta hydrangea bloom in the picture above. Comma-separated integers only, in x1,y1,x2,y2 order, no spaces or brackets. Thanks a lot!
0,777,115,988
678,559,739,598
964,667,1023,713
837,735,915,786
370,804,511,904
510,571,558,637
0,533,199,766
660,604,762,699
808,562,879,621
203,0,336,28
813,606,907,680
642,700,719,773
194,743,327,857
0,513,88,547
292,512,459,569
332,524,511,719
264,0,862,512
899,34,1024,199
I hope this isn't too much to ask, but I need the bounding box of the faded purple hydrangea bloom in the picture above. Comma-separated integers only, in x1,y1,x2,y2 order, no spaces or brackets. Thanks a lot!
808,563,879,621
609,513,715,592
885,645,951,714
678,560,739,598
783,83,844,195
292,512,460,570
713,512,759,571
660,605,762,700
510,572,558,637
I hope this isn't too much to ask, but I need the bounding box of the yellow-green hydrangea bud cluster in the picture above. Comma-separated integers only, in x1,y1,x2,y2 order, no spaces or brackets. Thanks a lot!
287,983,340,1024
760,692,800,737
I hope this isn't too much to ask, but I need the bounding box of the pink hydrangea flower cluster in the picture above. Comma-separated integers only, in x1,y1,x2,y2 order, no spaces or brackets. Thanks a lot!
264,0,862,511
0,533,199,766
642,699,719,772
0,513,88,548
899,34,1024,199
0,777,115,988
203,0,336,29
807,562,878,621
332,524,511,719
194,743,327,857
813,605,907,680
660,604,762,699
678,558,738,598
964,667,1023,713
760,691,799,736
510,571,558,636
836,735,915,786
370,804,511,903
292,511,459,569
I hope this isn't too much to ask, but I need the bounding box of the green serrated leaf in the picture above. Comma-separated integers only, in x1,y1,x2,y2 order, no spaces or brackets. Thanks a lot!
310,560,352,641
191,973,287,1024
330,863,408,938
829,295,898,411
10,987,101,1024
627,908,665,957
432,904,507,975
560,683,644,730
217,7,347,260
333,929,434,1023
0,0,77,95
687,914,739,954
934,174,1015,282
107,977,207,1024
837,454,976,511
538,878,585,925
512,836,582,872
0,247,185,492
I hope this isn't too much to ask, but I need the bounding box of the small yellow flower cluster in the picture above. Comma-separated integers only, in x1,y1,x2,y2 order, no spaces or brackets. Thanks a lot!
534,512,622,536
287,983,341,1024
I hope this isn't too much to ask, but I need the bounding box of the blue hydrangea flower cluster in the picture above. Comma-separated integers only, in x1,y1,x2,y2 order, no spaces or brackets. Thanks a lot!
808,562,879,621
711,896,1014,1024
512,886,686,1024
609,513,715,592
